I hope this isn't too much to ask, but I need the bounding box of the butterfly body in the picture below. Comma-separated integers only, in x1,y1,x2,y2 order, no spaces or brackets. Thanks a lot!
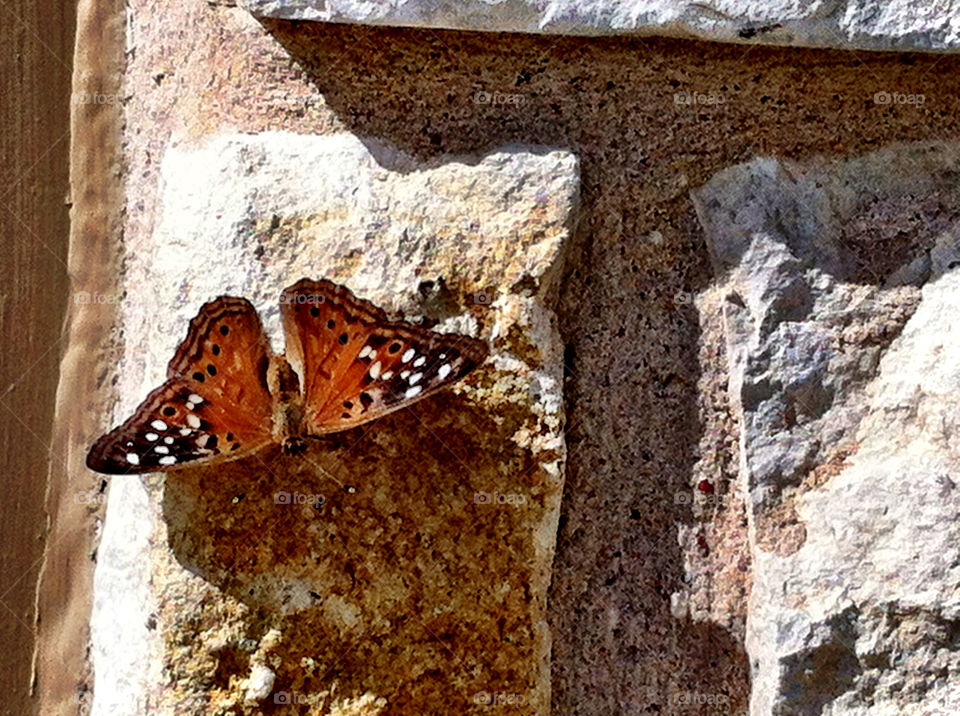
265,354,308,453
87,279,488,475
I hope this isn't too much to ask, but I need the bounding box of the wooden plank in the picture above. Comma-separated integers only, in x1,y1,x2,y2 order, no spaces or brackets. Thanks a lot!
0,0,72,713
30,0,125,713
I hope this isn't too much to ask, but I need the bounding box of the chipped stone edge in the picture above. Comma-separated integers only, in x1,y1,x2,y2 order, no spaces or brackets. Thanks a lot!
239,0,960,53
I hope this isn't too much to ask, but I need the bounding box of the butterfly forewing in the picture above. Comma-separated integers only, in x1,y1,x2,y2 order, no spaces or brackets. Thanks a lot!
280,279,488,435
86,297,276,473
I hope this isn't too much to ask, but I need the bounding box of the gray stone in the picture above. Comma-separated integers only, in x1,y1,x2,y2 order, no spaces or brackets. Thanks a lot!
240,0,960,52
691,143,960,714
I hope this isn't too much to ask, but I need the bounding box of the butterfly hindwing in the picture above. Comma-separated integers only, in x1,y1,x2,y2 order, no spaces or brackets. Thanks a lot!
86,297,276,474
280,279,488,434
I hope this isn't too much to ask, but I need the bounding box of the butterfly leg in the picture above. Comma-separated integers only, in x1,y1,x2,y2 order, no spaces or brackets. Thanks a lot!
304,433,351,451
281,436,308,456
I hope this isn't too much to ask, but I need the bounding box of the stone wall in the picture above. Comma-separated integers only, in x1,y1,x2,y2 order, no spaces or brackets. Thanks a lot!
46,0,960,714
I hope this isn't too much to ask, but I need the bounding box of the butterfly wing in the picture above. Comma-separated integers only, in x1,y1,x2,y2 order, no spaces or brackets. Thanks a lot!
280,279,488,435
87,296,277,474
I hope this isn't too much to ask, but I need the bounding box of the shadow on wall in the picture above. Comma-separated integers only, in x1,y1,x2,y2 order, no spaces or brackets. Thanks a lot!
238,17,959,714
254,19,746,715
162,392,547,712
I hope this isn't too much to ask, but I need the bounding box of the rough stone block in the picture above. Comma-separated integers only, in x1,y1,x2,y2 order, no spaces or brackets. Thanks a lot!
239,0,960,52
90,132,578,715
691,142,960,714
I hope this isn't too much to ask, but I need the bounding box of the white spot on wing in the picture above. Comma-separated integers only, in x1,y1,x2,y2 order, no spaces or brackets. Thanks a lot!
186,414,201,429
413,356,426,368
158,456,177,466
125,452,140,465
402,348,415,363
150,419,167,431
369,360,382,379
145,432,159,442
437,364,451,380
405,385,423,398
164,436,174,444
154,445,170,455
188,393,203,404
358,345,372,359
409,372,423,385
179,428,192,436
382,370,393,380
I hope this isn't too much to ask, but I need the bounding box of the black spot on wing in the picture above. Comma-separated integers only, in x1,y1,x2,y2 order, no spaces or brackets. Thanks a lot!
366,334,389,349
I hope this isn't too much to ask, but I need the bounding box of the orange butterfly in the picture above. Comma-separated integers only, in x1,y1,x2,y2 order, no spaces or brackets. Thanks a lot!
87,279,488,474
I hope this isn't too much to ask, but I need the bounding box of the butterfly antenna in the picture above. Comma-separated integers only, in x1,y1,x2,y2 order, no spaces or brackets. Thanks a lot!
297,444,353,492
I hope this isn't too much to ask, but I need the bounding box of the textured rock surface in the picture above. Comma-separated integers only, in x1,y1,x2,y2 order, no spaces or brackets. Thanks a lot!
240,0,960,51
90,132,577,714
54,2,960,714
692,143,960,714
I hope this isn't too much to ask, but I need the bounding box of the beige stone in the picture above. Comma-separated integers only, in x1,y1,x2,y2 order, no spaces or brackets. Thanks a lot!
90,132,578,714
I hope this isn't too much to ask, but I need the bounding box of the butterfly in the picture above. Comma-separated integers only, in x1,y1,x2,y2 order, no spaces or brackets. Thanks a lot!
86,278,489,474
